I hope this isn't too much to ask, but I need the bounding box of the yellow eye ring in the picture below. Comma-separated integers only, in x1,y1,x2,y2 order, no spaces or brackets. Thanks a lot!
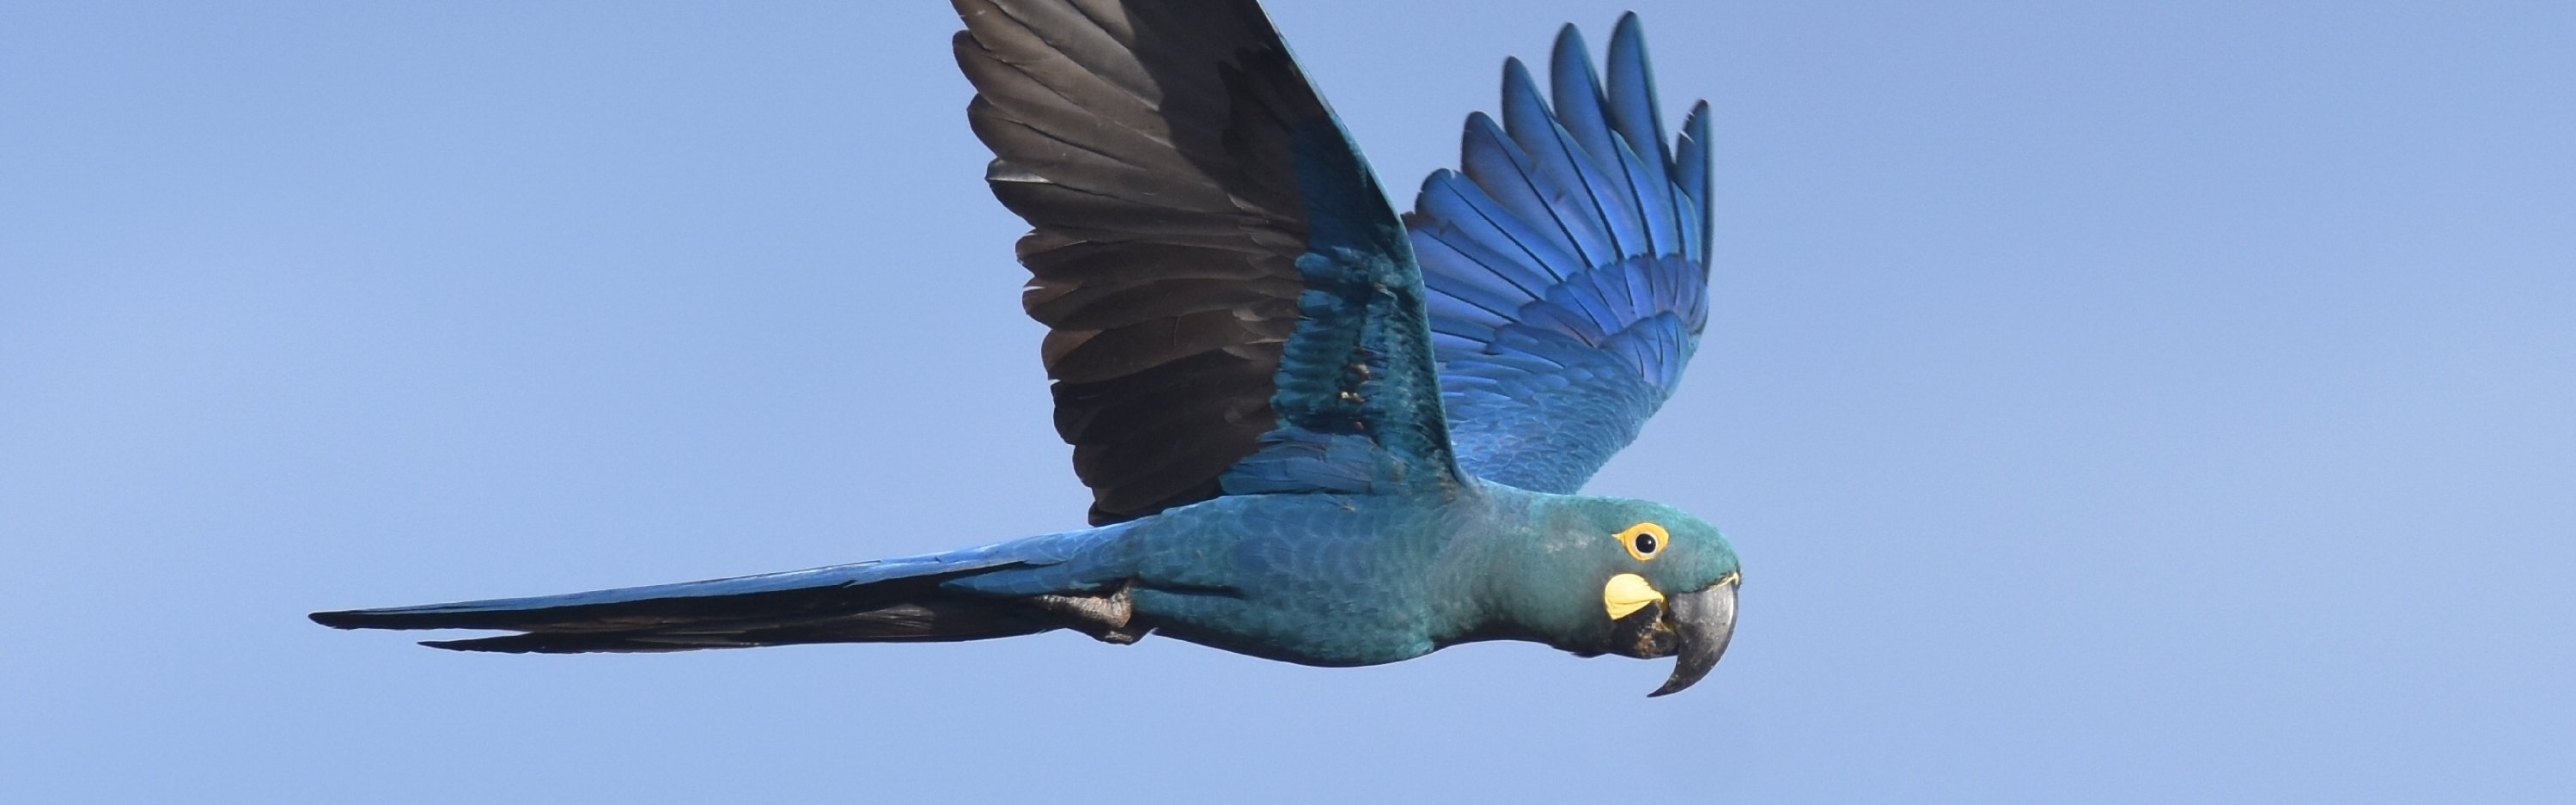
1617,522,1670,562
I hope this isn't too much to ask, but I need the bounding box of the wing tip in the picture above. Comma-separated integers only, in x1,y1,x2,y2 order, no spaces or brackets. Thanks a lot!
1612,11,1646,41
1501,55,1536,91
1554,21,1586,52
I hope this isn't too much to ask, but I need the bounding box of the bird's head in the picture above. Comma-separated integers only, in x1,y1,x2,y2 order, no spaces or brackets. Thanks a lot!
1504,495,1740,696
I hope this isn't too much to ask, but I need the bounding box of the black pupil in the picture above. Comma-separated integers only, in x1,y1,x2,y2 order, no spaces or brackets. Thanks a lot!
1635,533,1658,554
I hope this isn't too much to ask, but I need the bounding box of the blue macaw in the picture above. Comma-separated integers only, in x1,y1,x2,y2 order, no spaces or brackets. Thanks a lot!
315,0,1740,696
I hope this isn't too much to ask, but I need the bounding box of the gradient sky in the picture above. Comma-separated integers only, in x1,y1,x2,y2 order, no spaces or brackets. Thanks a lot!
6,2,2572,802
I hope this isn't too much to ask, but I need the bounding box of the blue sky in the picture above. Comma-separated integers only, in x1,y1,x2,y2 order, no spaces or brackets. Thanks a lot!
4,1,2571,802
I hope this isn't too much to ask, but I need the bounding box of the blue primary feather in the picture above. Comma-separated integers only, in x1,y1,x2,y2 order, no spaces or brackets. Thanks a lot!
1406,14,1713,494
1458,113,1586,278
1500,58,1630,266
1604,16,1671,168
1605,15,1684,258
1674,101,1713,264
1551,27,1679,260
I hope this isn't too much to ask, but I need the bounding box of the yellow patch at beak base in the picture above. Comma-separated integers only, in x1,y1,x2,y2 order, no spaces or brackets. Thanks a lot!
1602,573,1665,620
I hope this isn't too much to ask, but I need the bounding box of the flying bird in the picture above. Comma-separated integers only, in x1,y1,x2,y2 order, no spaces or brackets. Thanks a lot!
314,0,1739,696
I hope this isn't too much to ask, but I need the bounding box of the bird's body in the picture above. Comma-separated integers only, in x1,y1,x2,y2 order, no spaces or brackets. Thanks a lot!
1087,488,1729,668
317,0,1745,696
331,485,1713,668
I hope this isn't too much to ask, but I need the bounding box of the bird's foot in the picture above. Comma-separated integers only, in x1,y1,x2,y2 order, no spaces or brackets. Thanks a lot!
1028,583,1147,644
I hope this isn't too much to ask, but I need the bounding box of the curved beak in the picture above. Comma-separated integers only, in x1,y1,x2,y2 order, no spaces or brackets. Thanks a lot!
1647,575,1738,697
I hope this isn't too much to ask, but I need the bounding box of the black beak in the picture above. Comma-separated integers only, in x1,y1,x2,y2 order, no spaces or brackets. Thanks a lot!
1647,576,1738,697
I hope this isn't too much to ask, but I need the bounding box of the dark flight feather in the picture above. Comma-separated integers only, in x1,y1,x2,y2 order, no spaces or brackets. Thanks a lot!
956,0,1456,524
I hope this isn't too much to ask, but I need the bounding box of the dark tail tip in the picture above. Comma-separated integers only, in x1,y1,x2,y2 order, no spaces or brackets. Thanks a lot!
309,609,371,630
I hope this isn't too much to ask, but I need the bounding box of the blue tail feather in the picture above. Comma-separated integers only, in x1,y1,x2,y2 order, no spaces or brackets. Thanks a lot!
308,527,1130,653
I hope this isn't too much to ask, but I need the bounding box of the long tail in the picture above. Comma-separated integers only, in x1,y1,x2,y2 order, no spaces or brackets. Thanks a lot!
309,528,1132,654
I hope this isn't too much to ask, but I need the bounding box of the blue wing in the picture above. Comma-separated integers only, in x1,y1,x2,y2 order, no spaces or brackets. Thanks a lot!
1404,14,1713,494
957,0,1459,524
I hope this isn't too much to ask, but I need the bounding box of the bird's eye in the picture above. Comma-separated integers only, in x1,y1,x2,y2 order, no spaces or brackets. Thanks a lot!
1617,522,1670,561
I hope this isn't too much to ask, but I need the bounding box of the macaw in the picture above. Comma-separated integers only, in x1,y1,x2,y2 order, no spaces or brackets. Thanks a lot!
314,0,1741,696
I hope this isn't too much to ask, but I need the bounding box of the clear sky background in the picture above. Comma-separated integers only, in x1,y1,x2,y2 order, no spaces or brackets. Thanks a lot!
5,1,2572,802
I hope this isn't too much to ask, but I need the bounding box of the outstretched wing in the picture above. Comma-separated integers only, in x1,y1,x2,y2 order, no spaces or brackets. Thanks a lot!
954,0,1459,525
1404,15,1713,494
